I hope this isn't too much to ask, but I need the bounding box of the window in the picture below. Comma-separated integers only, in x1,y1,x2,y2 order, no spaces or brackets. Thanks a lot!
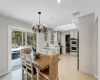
11,30,36,68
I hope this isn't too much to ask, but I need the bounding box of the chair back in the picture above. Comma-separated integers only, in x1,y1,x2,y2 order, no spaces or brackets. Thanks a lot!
50,53,60,64
25,54,37,77
21,48,31,67
25,54,33,71
49,53,60,80
21,54,26,68
22,48,31,54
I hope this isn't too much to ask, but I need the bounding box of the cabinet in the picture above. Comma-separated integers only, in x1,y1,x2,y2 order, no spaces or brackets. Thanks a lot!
44,32,47,41
51,31,61,42
44,30,51,42
70,30,78,39
44,30,61,46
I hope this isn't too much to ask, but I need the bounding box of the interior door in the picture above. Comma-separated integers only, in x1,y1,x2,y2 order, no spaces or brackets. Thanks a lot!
65,35,70,53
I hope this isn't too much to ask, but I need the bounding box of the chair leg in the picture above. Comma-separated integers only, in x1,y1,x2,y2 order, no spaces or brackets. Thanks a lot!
55,75,59,80
31,76,34,80
22,69,24,80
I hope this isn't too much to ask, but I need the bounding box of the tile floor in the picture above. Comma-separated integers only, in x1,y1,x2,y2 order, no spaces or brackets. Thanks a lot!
12,58,21,67
0,54,96,80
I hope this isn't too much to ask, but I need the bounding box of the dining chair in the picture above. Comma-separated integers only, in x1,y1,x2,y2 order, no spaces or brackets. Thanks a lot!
25,54,37,80
21,48,31,80
21,53,27,80
22,47,31,54
39,53,60,80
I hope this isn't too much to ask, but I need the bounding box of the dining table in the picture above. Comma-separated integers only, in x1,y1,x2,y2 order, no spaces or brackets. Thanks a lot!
32,55,51,80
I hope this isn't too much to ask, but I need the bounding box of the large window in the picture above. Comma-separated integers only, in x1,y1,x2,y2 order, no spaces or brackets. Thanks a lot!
12,31,36,47
27,32,36,46
12,31,22,46
22,32,26,46
27,32,36,52
11,30,36,68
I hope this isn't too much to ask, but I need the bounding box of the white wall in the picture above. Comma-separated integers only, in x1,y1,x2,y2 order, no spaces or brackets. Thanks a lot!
94,17,98,77
95,3,100,80
36,33,46,52
95,7,99,79
98,14,100,80
79,13,95,76
0,15,32,75
94,2,100,79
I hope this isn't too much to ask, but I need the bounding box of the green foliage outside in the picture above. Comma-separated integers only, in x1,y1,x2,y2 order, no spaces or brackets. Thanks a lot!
12,31,22,46
27,32,36,46
12,31,36,46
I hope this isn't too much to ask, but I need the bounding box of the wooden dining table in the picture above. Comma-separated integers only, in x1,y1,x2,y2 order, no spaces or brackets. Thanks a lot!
32,55,51,80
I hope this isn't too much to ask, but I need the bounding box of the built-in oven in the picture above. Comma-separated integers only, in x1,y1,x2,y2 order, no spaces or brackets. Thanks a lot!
70,40,77,45
70,45,77,52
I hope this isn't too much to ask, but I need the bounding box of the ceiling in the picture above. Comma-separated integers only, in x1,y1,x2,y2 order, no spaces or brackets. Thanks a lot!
0,0,96,28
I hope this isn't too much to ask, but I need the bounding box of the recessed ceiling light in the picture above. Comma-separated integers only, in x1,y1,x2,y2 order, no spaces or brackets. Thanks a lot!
57,0,61,3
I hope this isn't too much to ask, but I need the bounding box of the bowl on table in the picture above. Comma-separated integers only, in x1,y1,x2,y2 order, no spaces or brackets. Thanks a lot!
33,52,41,58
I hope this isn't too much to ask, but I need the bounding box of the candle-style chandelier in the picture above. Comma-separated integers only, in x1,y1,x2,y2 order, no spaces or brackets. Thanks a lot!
32,12,47,33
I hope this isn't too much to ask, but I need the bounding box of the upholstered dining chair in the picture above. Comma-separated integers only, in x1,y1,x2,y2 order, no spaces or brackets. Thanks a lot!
25,54,37,80
39,53,60,80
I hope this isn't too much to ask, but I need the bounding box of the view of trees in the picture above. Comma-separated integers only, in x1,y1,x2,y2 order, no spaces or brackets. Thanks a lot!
27,32,36,46
12,31,22,46
12,30,36,47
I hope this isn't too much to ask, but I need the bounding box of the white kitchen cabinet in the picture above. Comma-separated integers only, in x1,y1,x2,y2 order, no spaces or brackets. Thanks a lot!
70,30,78,39
53,31,61,42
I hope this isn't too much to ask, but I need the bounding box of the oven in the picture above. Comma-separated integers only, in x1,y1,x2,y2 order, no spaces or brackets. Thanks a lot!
70,40,77,45
70,45,77,52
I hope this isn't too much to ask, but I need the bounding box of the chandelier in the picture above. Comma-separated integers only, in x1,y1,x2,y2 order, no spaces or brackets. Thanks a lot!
32,12,47,33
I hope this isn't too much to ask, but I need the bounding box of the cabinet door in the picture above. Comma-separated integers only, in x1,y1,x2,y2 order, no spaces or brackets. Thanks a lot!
51,31,54,41
57,32,61,41
44,32,47,41
70,30,78,39
70,31,74,38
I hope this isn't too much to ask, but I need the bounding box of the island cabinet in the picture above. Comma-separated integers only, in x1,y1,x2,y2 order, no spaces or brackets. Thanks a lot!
44,30,61,46
51,31,61,45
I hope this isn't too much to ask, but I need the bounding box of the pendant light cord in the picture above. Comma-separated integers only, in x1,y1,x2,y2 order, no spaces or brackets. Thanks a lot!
38,12,41,24
39,13,40,24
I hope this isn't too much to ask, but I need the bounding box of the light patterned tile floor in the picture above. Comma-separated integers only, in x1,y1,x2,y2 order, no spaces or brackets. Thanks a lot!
0,54,96,80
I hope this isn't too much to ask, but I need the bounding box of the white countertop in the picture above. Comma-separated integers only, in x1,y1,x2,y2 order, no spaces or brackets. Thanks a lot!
43,46,60,50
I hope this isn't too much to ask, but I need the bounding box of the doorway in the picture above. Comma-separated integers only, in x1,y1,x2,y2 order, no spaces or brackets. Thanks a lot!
11,30,23,68
65,35,70,53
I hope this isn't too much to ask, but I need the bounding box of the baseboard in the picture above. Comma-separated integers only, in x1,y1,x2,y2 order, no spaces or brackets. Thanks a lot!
0,71,10,77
